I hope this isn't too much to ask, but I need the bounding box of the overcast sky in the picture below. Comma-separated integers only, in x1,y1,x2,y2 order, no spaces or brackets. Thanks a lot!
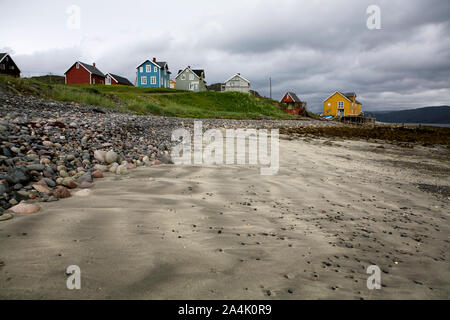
1,0,449,112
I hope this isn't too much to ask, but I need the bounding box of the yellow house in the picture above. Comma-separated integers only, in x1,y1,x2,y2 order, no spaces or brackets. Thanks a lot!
323,92,362,117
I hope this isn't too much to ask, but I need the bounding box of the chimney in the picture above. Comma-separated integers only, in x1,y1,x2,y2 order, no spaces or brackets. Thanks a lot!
93,62,96,68
152,57,156,62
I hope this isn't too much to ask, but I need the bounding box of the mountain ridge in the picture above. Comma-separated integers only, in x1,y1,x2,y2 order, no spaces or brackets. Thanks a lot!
366,105,450,124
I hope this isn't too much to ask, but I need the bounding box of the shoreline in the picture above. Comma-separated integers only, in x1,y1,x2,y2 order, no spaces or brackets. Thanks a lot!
0,133,449,299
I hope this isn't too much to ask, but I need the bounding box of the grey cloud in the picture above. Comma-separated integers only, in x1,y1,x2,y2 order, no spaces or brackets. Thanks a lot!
1,0,449,112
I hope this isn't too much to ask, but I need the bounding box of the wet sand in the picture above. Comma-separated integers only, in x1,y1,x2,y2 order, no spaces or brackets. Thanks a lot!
0,136,449,299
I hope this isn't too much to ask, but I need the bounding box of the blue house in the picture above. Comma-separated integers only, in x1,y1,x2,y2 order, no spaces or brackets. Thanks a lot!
136,57,171,88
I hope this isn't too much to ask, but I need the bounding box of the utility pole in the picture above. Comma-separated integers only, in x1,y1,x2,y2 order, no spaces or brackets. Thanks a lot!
269,77,272,100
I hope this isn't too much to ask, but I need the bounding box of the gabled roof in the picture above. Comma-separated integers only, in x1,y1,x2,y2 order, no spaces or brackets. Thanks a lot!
193,69,205,78
175,66,206,80
224,73,250,84
156,61,167,69
136,59,168,70
343,92,356,98
323,91,352,103
65,61,105,78
284,92,301,102
323,91,362,105
106,73,134,86
79,62,105,77
0,53,8,63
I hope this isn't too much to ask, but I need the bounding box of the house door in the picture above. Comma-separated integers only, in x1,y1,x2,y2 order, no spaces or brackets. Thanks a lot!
338,109,344,116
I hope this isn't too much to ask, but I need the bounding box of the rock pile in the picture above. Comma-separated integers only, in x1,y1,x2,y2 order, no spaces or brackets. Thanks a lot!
0,93,177,214
0,92,335,215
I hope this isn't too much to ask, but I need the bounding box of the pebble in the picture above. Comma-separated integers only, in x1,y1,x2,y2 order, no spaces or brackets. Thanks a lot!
8,202,41,214
74,189,91,197
106,150,119,164
116,165,128,175
92,170,104,178
53,186,71,198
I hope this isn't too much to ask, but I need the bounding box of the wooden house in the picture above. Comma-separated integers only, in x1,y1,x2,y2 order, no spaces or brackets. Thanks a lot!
223,73,250,93
65,61,106,85
105,73,133,86
323,92,362,117
280,92,307,115
0,53,20,77
175,66,207,92
136,58,171,88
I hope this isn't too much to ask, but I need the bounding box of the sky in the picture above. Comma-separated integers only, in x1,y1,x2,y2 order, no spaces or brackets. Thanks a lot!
1,0,449,112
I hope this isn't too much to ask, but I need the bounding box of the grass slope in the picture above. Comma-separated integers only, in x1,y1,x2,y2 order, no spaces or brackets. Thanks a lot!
0,74,294,120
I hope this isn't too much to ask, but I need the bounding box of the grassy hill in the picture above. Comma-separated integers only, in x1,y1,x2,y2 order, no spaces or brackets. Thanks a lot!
0,74,294,120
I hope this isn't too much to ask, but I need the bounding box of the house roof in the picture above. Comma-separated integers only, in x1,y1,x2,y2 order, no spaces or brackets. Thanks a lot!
342,92,356,98
107,73,134,86
176,67,206,80
0,53,7,63
285,92,301,102
79,62,105,77
136,59,168,70
65,61,105,77
224,73,250,84
323,91,362,105
193,69,205,78
156,61,167,69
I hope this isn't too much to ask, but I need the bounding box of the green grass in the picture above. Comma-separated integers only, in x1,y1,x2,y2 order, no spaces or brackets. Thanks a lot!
0,74,298,120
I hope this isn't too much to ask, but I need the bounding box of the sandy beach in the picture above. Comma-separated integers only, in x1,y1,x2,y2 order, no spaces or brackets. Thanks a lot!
0,134,449,299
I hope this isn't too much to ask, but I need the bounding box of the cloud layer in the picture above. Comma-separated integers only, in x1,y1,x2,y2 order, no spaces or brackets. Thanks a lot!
1,0,449,111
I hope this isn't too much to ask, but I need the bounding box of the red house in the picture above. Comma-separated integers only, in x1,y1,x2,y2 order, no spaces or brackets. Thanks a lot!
105,73,134,86
64,61,106,85
280,92,307,116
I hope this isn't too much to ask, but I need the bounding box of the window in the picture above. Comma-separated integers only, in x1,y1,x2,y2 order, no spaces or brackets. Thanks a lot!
150,76,156,84
76,62,79,69
106,77,111,85
181,74,186,80
146,65,151,73
154,66,157,72
0,64,4,70
189,74,194,80
338,101,344,109
141,76,147,85
140,67,143,73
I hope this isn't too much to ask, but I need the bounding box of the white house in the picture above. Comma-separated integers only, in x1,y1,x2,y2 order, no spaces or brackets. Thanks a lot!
223,73,250,93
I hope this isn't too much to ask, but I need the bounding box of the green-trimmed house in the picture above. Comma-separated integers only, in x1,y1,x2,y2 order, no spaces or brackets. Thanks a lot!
175,66,207,92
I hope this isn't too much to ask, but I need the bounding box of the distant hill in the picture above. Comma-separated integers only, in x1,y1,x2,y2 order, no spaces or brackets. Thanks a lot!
207,83,223,92
367,106,450,124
